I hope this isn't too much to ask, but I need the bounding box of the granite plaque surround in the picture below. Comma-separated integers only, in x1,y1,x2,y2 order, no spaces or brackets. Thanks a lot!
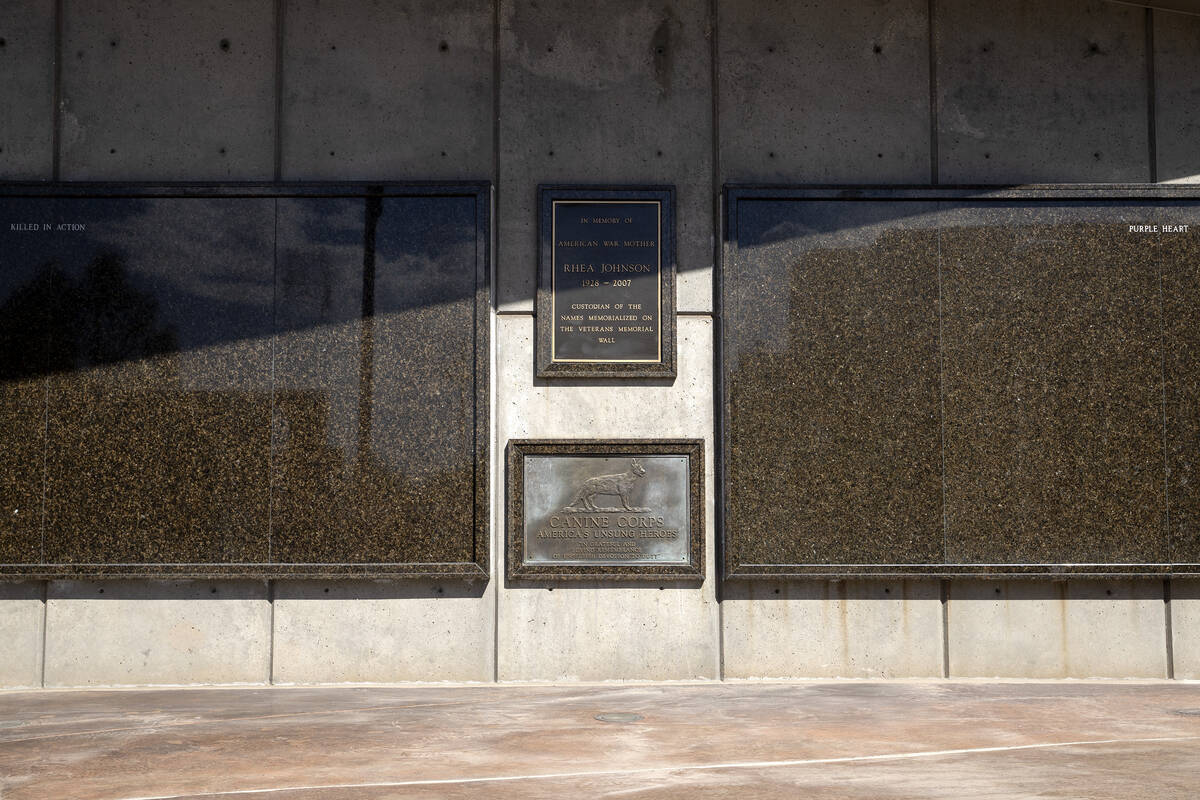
536,186,676,378
723,186,1200,579
506,440,703,580
0,183,490,579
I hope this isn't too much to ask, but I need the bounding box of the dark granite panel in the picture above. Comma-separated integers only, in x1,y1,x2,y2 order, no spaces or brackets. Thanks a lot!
0,199,55,563
1162,204,1200,565
939,202,1166,565
42,198,275,564
0,184,489,578
271,196,480,567
723,199,943,574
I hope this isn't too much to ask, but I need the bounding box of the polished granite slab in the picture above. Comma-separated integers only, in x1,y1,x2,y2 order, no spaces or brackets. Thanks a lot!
723,187,1200,577
1162,203,1200,566
0,185,489,578
724,200,943,570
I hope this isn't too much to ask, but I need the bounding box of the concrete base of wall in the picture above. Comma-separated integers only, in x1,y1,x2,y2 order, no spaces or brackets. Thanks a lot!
0,577,1182,687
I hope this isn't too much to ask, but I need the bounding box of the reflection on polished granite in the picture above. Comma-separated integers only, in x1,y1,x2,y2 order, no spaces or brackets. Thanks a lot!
1163,203,1200,566
0,187,489,577
940,204,1165,566
725,201,943,570
723,190,1199,577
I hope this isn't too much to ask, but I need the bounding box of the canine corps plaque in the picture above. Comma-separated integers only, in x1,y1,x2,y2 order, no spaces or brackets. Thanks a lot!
506,440,703,580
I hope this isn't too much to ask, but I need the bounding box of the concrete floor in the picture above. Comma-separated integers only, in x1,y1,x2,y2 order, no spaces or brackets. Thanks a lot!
1,682,1199,799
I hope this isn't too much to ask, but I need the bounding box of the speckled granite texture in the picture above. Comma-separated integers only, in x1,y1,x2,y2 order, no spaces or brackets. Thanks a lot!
722,187,1200,578
0,185,489,578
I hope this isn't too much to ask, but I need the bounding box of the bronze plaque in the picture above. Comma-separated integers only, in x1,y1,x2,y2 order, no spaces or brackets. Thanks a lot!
536,187,676,378
507,440,703,580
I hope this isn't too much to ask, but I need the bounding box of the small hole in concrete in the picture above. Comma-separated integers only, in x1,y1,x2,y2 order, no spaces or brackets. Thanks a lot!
995,587,1002,594
656,150,663,157
548,150,555,156
984,152,991,159
884,587,890,594
658,586,664,591
774,588,780,594
547,45,554,53
329,150,335,156
219,147,226,155
873,43,882,54
1093,151,1101,160
439,40,449,52
767,45,774,53
548,587,554,591
109,148,116,154
768,151,775,158
441,151,447,157
877,153,883,158
330,44,337,51
98,588,104,594
0,38,6,47
110,39,117,48
219,38,230,52
323,587,329,593
1106,589,1113,595
1088,42,1100,54
655,46,664,55
77,50,83,59
210,587,217,594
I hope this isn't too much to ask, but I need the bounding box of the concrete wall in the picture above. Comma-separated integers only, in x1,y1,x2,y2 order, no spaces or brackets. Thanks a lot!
0,0,1196,686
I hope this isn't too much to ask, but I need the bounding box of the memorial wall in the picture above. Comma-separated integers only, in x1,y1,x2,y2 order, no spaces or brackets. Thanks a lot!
1,0,1199,686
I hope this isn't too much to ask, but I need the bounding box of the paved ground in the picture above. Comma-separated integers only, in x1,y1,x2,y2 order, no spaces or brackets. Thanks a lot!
1,681,1199,799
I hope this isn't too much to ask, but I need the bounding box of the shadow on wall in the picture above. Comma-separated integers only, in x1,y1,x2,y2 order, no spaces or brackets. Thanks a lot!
49,578,488,601
721,579,1171,602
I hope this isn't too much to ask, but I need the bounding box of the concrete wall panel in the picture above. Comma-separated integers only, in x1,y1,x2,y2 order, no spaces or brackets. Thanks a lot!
497,0,712,313
281,0,493,180
1154,10,1200,183
44,580,270,687
0,582,44,688
936,0,1149,183
947,580,1168,678
272,579,493,684
494,315,718,681
1171,578,1200,679
60,0,275,180
719,0,932,184
0,0,55,179
722,580,944,679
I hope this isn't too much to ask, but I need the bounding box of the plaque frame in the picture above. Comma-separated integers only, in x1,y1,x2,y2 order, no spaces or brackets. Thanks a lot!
535,186,677,379
506,439,704,581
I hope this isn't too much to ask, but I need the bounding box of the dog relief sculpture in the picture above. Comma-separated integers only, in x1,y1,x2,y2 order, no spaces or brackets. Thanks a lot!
562,459,650,512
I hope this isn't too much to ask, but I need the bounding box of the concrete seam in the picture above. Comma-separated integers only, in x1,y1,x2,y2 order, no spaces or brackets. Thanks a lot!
272,0,285,181
711,0,725,682
1164,578,1174,679
927,0,938,185
1146,8,1157,183
51,0,63,179
491,0,501,685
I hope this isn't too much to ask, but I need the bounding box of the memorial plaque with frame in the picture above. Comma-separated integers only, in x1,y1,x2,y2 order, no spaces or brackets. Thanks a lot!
536,186,676,378
506,439,703,580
